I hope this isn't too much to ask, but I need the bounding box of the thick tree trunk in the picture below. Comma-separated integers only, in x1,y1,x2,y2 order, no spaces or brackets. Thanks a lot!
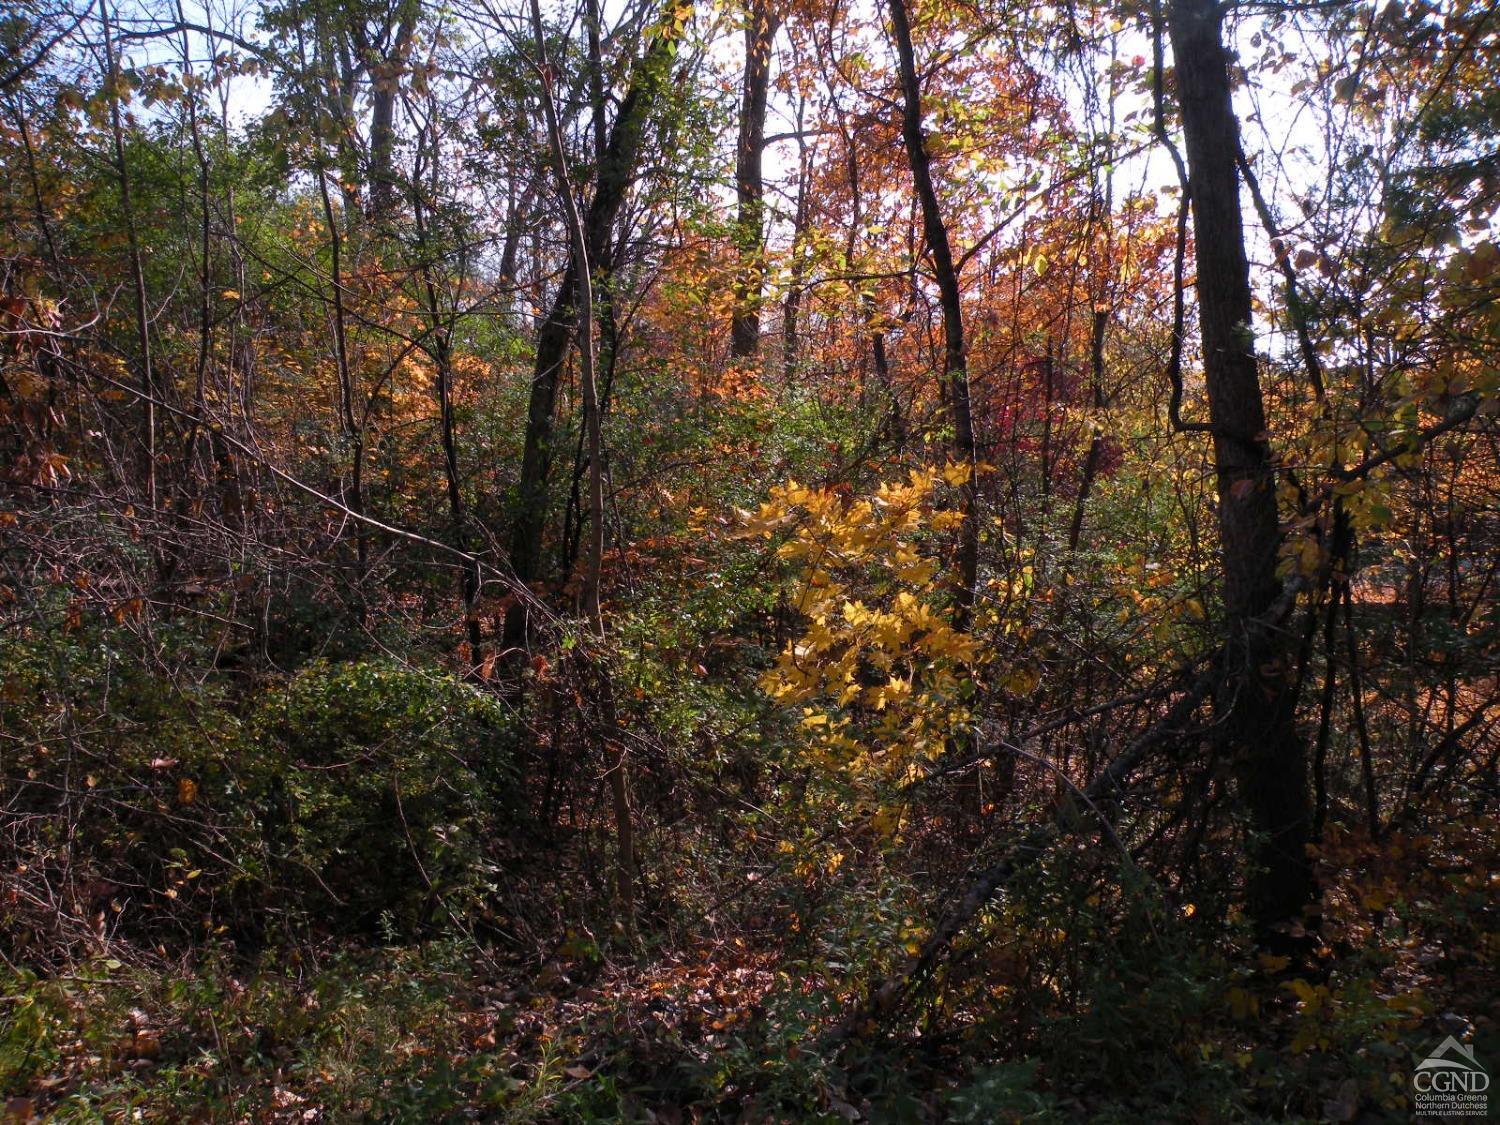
368,79,399,217
1168,0,1314,939
362,6,416,224
497,182,526,323
888,0,977,627
502,13,686,657
730,0,778,360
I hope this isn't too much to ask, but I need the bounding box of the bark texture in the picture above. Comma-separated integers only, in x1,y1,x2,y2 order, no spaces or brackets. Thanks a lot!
729,0,778,360
1168,0,1314,937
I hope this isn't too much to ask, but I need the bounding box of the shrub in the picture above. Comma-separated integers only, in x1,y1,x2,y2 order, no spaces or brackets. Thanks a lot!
245,658,520,940
2,624,519,960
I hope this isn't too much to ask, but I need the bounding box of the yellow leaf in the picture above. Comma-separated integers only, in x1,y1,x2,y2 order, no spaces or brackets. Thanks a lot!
941,461,972,487
1225,987,1259,1019
930,510,965,531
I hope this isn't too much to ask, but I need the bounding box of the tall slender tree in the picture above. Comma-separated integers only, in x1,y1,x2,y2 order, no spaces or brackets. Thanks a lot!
530,0,637,922
1167,0,1314,939
888,0,977,627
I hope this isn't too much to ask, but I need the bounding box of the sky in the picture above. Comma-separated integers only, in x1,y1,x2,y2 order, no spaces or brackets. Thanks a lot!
95,0,1386,371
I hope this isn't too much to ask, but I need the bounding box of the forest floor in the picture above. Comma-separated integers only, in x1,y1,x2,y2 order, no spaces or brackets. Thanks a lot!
6,815,1499,1122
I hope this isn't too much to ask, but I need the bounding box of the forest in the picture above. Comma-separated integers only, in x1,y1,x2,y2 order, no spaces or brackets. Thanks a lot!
0,0,1497,1117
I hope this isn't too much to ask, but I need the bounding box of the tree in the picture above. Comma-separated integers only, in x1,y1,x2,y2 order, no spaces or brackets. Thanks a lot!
530,0,636,920
501,1,689,657
263,0,421,223
887,0,977,627
1167,0,1314,939
728,0,778,361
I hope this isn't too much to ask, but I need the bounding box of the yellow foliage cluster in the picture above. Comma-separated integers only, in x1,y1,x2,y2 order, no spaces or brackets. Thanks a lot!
740,466,982,785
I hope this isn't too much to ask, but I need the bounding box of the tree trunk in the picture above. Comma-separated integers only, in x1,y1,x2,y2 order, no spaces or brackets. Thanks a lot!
532,0,636,925
888,0,977,627
1168,0,1314,939
502,9,688,657
368,77,400,219
781,100,810,381
1067,307,1108,553
315,159,367,616
362,5,417,224
730,0,778,360
412,139,482,663
432,115,483,658
497,182,526,323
